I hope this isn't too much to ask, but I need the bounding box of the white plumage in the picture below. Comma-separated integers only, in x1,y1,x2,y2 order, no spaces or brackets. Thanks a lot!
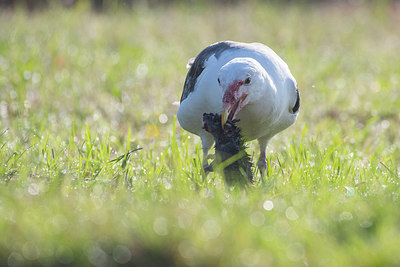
177,41,300,176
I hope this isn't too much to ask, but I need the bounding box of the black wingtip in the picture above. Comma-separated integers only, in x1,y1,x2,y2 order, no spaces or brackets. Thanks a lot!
292,87,300,113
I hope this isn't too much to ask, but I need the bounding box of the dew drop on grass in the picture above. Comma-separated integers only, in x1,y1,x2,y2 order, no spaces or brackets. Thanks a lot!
250,211,265,227
125,77,134,87
22,241,39,261
287,242,305,262
339,211,353,222
164,181,172,190
112,245,131,264
87,245,108,266
285,207,299,221
359,220,373,228
381,120,390,129
24,100,31,109
345,186,355,196
159,113,168,124
8,252,24,267
56,246,74,264
178,213,192,229
306,218,326,234
23,70,31,80
263,200,274,211
28,183,39,196
52,214,69,233
240,248,268,267
178,240,196,259
32,72,41,84
201,220,221,240
136,64,148,78
153,217,168,236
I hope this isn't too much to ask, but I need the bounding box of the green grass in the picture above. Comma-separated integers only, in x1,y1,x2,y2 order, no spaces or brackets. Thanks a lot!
1,2,400,266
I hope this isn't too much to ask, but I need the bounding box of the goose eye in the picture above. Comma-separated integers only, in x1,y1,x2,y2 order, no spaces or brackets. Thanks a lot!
217,78,221,84
244,77,251,85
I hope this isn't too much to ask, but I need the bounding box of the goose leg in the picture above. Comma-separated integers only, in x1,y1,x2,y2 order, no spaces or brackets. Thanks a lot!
257,137,270,182
201,133,215,174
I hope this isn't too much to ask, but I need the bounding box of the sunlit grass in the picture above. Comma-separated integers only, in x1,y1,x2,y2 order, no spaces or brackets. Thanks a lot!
1,2,400,266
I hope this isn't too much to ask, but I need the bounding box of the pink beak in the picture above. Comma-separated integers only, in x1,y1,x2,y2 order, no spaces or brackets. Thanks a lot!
221,80,248,126
222,93,248,126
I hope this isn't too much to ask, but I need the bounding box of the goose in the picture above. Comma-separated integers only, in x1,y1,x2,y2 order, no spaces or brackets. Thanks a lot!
177,41,300,176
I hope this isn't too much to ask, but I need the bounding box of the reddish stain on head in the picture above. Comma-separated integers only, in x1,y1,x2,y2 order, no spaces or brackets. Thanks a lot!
222,80,244,105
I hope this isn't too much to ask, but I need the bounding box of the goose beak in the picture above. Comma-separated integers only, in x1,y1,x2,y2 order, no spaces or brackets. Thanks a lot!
221,107,229,127
221,94,247,126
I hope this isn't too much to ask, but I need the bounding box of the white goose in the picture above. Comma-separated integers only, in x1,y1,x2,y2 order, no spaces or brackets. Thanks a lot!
177,41,300,176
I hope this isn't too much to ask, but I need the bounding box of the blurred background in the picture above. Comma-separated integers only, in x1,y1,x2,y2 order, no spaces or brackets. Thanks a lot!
1,0,399,12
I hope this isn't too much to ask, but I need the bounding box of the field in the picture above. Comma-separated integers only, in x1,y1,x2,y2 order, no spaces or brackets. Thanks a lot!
1,2,400,266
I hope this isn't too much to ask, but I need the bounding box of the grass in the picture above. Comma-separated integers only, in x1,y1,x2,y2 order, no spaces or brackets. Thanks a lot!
1,1,400,266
